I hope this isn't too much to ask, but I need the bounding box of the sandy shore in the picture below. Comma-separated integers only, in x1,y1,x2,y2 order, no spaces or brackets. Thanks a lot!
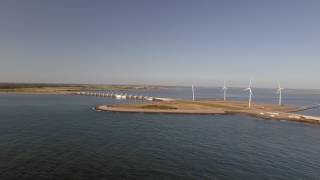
96,105,226,115
96,100,320,124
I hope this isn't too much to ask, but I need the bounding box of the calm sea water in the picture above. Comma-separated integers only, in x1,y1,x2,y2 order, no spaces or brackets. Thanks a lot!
0,87,320,179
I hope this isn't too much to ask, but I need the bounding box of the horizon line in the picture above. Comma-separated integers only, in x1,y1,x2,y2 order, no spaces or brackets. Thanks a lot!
1,82,320,91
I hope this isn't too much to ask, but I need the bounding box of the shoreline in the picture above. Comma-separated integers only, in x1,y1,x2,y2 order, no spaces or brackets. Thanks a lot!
2,91,319,125
95,100,320,125
96,105,227,115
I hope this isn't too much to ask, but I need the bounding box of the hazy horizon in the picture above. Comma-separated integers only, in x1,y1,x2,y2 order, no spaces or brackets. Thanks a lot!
2,81,320,91
1,0,320,89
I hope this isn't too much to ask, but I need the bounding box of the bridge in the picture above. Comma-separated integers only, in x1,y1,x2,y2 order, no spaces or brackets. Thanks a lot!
72,92,175,102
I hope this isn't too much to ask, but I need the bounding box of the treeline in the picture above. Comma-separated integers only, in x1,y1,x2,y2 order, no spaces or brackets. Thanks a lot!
0,83,83,89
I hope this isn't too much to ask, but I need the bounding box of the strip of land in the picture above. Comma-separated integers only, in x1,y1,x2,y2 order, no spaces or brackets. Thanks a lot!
0,83,169,94
96,100,320,124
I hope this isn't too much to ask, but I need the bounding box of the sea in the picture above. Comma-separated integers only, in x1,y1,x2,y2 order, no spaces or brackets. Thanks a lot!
0,87,319,180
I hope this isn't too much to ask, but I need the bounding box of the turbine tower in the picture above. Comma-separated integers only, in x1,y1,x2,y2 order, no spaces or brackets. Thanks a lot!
222,81,227,101
245,80,253,108
277,81,284,105
192,84,195,102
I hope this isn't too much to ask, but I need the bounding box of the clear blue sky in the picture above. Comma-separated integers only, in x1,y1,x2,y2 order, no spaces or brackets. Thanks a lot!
0,0,319,88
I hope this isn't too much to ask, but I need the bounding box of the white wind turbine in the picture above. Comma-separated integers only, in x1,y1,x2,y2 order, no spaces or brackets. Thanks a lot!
277,81,284,105
245,80,253,108
222,81,228,101
192,84,195,102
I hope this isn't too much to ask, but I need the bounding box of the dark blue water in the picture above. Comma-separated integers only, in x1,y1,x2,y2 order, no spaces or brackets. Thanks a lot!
0,88,320,179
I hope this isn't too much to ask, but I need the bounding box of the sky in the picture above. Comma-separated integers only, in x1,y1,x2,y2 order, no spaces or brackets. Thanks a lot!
0,0,320,89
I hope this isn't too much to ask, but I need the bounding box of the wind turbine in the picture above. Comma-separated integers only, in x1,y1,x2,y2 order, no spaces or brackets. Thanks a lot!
277,81,284,105
222,81,227,101
192,84,195,102
245,80,253,108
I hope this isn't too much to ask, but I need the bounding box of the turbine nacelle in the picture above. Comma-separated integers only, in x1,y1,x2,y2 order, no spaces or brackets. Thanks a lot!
222,81,228,90
245,87,253,95
277,88,284,94
277,81,284,93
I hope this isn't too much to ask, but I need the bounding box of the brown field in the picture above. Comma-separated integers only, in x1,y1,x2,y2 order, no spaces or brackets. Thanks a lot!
96,100,320,124
106,100,296,113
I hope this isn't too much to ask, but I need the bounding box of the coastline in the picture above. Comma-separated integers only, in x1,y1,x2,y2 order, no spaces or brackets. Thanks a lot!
95,100,320,125
96,105,226,115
